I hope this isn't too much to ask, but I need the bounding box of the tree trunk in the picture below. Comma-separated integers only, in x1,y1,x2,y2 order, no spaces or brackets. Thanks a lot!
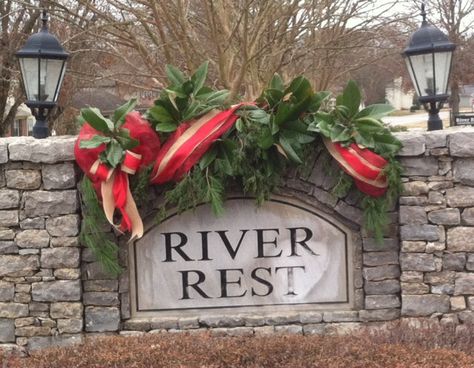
450,79,460,126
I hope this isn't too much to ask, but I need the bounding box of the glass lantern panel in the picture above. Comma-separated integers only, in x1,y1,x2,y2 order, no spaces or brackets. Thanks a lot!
405,57,421,97
19,58,39,101
407,53,435,98
434,51,452,94
39,58,66,103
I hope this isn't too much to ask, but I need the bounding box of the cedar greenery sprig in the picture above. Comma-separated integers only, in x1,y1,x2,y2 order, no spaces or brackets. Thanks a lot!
306,80,403,242
78,62,403,274
79,178,122,276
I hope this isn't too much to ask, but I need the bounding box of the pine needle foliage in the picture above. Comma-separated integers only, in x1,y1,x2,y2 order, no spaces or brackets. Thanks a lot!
332,172,353,198
130,165,153,206
79,178,122,276
78,64,404,273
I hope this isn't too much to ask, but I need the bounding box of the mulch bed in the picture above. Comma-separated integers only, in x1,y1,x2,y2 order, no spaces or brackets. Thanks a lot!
1,332,474,368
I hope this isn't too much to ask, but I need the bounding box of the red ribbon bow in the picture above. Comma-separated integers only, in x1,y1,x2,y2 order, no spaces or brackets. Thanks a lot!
75,112,160,240
89,150,143,238
323,138,388,197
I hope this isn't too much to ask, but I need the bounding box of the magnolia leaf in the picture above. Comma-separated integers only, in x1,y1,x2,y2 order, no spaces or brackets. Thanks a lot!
269,73,285,91
76,115,86,126
355,117,386,134
373,133,403,156
285,76,313,101
194,105,216,118
191,61,209,94
355,104,395,120
248,109,270,125
181,80,193,95
341,80,361,117
270,117,279,135
279,136,302,164
182,101,203,121
156,122,178,133
166,91,179,111
235,118,244,132
281,120,314,144
79,135,111,149
263,88,284,108
258,127,274,149
335,105,351,119
354,130,375,149
116,129,139,150
281,119,308,133
307,112,333,137
198,90,230,105
165,64,186,85
282,130,314,145
330,124,352,142
149,105,175,124
309,91,331,112
113,98,137,127
315,91,331,103
195,86,213,96
81,107,114,134
106,140,124,168
274,103,292,126
165,87,187,99
274,95,313,126
199,147,218,170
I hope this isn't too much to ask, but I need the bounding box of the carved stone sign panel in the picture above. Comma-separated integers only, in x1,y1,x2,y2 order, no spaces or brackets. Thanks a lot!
130,197,353,316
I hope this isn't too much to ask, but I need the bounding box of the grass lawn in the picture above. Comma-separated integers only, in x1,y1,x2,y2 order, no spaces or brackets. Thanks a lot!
1,326,474,368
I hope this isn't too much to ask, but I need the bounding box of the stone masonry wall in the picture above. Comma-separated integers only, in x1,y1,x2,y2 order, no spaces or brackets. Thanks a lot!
0,128,474,352
0,136,82,351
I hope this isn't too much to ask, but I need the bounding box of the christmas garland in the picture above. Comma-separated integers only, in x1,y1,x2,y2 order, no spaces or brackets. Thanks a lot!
75,62,402,275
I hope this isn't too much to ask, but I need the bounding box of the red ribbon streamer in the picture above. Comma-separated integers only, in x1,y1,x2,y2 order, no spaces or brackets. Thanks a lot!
151,105,242,184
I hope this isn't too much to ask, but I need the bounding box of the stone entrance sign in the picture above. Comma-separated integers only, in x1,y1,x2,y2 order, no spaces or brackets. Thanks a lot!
130,197,352,316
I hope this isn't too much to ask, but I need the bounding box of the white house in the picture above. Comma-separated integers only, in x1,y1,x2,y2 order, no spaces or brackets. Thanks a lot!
4,97,35,136
385,77,415,110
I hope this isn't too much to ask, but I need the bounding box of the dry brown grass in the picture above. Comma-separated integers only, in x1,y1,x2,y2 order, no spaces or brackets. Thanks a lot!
1,321,474,368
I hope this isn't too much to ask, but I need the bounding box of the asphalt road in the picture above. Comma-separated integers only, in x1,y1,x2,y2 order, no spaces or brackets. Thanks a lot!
382,111,451,127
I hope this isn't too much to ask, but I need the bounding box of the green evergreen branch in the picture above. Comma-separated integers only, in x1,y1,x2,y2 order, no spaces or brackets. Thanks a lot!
79,178,122,276
361,196,389,244
332,171,353,198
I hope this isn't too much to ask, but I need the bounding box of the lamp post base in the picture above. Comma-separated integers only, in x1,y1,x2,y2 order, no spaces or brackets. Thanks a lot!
425,101,443,131
427,110,443,131
32,119,49,139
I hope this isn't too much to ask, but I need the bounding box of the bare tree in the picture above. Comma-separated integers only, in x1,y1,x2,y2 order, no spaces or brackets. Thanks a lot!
417,0,474,114
0,1,40,135
76,0,404,99
1,0,411,135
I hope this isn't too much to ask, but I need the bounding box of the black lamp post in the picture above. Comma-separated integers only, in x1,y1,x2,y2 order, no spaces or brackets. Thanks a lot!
402,3,456,131
16,10,69,138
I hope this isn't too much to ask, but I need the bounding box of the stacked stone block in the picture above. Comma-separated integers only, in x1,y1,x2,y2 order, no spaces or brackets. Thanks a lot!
82,244,121,334
2,129,474,350
398,129,474,328
0,137,82,350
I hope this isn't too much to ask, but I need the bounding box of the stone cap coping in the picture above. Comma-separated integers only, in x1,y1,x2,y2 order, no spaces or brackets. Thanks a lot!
0,126,474,164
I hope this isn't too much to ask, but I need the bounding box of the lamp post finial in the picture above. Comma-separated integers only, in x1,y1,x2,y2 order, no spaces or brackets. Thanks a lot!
41,9,48,31
421,2,427,24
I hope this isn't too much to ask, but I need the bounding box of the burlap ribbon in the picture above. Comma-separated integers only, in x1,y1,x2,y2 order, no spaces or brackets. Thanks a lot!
89,150,144,240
